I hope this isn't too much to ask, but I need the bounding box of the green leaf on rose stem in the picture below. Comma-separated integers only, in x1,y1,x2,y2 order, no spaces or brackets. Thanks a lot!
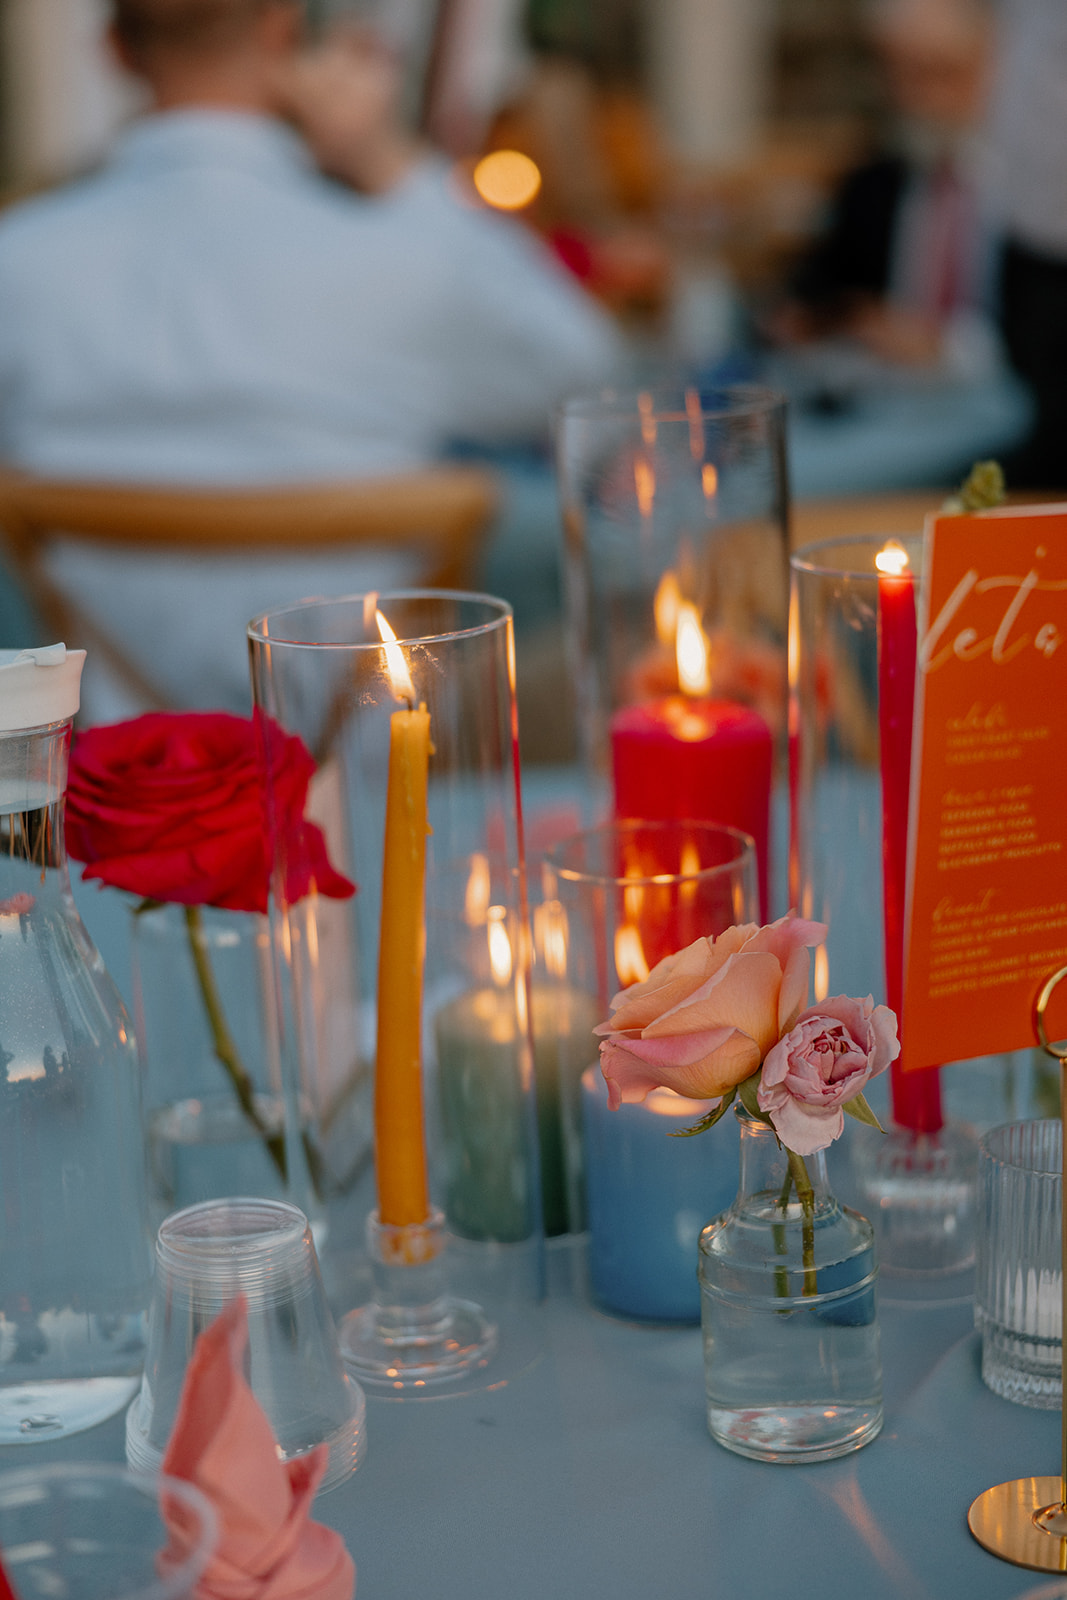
737,1072,764,1119
670,1088,736,1138
133,897,167,916
844,1092,885,1132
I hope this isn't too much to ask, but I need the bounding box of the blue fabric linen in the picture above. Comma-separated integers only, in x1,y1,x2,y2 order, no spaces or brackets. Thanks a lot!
62,859,1061,1600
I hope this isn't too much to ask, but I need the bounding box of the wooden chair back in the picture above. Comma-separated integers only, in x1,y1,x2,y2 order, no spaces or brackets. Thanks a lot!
0,466,499,709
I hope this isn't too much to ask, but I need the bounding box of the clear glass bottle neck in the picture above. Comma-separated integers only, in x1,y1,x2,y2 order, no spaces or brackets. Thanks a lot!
0,721,72,899
735,1106,831,1204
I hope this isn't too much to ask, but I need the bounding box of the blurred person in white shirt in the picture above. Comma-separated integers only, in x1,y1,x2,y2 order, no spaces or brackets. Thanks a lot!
0,0,621,715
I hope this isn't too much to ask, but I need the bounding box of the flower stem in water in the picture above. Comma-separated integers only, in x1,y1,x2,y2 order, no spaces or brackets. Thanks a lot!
183,904,289,1185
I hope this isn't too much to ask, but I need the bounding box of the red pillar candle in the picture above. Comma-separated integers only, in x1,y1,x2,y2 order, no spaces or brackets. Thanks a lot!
876,542,943,1133
610,696,773,917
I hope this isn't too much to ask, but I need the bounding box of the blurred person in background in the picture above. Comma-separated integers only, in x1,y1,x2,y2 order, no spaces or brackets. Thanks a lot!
987,0,1067,487
0,0,619,482
0,0,621,716
769,0,999,381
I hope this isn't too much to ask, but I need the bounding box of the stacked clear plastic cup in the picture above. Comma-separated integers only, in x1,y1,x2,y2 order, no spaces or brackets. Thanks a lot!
126,1197,367,1490
976,1119,1062,1408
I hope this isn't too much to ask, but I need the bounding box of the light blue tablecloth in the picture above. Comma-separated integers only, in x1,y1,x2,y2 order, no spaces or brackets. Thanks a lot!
3,1229,1055,1600
56,786,1061,1600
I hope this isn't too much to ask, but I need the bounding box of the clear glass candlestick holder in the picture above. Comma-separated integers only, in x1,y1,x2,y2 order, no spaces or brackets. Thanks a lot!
556,384,789,917
789,535,981,1276
249,592,543,1395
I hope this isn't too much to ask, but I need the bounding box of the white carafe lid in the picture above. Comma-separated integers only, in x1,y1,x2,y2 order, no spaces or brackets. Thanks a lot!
0,645,86,732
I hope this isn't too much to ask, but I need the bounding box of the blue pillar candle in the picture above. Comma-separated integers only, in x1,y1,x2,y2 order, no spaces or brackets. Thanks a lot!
581,1067,740,1323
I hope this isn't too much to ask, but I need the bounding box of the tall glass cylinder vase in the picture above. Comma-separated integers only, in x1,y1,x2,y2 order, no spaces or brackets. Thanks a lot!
556,385,789,917
541,819,758,1321
789,535,979,1275
249,592,542,1395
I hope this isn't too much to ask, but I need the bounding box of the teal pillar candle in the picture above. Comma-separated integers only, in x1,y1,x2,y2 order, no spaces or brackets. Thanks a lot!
434,984,601,1240
529,985,601,1236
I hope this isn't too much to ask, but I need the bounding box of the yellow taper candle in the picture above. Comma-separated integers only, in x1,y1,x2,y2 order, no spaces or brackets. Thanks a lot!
375,610,432,1227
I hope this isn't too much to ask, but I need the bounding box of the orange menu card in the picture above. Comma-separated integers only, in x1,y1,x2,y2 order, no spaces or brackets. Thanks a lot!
902,504,1067,1071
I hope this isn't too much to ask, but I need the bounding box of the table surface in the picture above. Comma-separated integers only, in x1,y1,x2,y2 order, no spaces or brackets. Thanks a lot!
5,1235,1058,1600
48,743,1063,1600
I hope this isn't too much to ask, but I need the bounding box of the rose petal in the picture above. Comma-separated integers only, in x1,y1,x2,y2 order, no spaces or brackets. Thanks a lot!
67,712,355,914
643,950,784,1057
604,939,718,1033
762,1093,845,1155
601,1026,760,1105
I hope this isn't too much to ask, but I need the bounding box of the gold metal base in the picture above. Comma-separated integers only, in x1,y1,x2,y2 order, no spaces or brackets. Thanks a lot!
968,1478,1067,1572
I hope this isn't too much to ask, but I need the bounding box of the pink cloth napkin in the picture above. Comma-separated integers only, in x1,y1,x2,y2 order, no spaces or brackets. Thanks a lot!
158,1296,356,1600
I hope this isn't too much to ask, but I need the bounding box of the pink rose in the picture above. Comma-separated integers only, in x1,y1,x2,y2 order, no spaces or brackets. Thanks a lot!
597,914,827,1108
756,995,900,1155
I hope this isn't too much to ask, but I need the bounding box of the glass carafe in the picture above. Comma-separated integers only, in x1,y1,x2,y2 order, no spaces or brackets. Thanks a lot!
698,1107,882,1463
0,703,151,1440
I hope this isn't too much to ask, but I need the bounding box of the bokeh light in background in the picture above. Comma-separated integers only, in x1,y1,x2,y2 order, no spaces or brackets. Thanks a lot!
472,150,542,211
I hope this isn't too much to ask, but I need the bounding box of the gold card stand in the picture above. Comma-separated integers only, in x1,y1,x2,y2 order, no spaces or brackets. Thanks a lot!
968,964,1067,1571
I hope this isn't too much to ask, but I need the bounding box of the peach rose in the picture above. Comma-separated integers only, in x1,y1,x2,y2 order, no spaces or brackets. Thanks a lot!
756,995,899,1155
597,914,827,1108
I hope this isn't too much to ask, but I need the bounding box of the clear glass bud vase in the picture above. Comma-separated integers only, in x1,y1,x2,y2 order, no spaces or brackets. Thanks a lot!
698,1107,882,1463
0,719,151,1441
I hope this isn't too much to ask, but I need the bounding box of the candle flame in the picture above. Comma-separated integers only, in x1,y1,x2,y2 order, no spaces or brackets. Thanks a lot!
814,943,829,1002
534,899,569,979
487,905,513,986
676,602,711,696
646,1085,707,1116
621,852,645,926
376,609,416,703
685,387,705,460
680,839,701,879
637,389,657,446
702,462,718,500
465,853,491,925
634,455,656,518
653,570,681,646
615,923,650,986
875,540,910,577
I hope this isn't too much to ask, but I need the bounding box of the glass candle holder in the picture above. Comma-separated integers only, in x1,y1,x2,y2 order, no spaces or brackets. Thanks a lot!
541,820,758,1320
789,535,979,1275
556,385,789,917
249,592,542,1394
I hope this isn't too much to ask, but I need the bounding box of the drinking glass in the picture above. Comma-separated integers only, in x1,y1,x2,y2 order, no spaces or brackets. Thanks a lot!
0,1463,217,1600
126,1197,366,1490
976,1119,1062,1408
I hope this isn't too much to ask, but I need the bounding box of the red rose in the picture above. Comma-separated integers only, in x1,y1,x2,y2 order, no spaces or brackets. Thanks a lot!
66,711,354,914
